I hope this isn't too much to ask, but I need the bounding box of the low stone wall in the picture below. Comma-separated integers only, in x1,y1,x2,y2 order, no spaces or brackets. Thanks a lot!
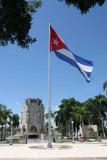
5,133,27,144
18,133,27,144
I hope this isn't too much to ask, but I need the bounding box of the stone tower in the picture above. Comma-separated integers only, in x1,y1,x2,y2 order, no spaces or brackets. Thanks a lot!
21,98,44,138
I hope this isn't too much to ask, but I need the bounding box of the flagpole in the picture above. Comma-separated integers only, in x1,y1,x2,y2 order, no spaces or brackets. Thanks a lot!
47,24,52,148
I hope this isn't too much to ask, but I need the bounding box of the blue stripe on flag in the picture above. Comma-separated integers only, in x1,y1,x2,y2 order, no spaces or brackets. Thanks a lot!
54,50,93,82
55,51,77,67
74,54,93,66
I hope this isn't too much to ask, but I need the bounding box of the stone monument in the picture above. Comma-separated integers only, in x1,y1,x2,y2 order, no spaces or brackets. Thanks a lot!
21,98,44,138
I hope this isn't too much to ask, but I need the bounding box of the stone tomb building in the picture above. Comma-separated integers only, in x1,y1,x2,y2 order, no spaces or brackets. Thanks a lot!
21,98,44,138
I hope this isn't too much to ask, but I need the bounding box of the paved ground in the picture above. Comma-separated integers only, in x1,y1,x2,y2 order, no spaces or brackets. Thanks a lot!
0,140,107,159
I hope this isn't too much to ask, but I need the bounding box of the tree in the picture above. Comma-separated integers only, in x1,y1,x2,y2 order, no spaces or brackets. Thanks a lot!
54,95,107,138
0,104,20,140
84,94,107,136
45,112,55,119
58,0,105,14
0,104,12,140
0,0,105,48
11,114,20,134
82,98,94,125
94,95,107,136
0,0,41,48
54,98,80,138
103,81,107,96
84,98,101,125
2,108,12,139
95,95,107,114
84,95,107,124
74,102,88,126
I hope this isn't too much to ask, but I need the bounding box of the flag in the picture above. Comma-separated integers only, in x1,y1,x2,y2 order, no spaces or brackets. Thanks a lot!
50,25,93,82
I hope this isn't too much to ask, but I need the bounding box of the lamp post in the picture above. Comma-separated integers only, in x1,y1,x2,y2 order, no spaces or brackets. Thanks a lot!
99,99,105,138
10,120,13,145
71,121,74,142
101,117,105,138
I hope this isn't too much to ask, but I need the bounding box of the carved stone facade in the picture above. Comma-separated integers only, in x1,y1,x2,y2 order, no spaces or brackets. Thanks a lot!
21,98,44,138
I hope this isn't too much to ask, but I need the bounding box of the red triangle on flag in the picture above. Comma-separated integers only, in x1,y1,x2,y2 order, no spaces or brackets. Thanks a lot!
50,25,67,51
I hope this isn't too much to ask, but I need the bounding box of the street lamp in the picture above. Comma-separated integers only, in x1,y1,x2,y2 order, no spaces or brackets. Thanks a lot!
71,121,74,142
10,120,13,145
7,118,13,145
101,117,105,138
99,99,105,138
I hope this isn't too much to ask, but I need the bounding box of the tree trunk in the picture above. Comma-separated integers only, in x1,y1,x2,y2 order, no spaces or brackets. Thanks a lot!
1,126,4,140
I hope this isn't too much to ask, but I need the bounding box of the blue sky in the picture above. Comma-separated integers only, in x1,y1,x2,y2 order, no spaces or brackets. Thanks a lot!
0,0,107,115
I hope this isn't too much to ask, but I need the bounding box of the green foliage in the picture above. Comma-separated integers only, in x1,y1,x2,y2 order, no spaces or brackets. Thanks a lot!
58,0,105,14
103,81,107,96
45,112,55,119
0,104,20,140
0,0,41,48
54,98,80,137
11,114,20,128
54,94,107,137
0,104,12,125
103,81,107,91
0,0,105,48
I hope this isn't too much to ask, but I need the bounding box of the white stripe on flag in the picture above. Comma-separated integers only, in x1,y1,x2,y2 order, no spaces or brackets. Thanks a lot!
57,48,93,73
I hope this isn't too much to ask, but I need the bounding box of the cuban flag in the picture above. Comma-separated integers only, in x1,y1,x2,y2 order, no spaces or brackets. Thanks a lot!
50,25,93,82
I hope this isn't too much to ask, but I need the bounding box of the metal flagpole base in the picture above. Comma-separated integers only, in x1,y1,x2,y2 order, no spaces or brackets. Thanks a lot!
47,141,52,148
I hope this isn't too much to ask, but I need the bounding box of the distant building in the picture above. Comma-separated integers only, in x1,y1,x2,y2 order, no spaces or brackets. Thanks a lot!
21,98,44,138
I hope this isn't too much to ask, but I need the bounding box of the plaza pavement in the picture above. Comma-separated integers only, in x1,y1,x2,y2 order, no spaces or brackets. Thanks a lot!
0,140,107,160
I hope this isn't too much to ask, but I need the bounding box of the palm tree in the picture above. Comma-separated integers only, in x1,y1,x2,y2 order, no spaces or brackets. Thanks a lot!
54,108,67,138
11,114,20,134
54,98,80,138
0,103,20,140
103,81,107,96
84,98,95,125
95,95,107,116
0,104,12,140
93,94,107,137
3,108,12,139
45,112,54,119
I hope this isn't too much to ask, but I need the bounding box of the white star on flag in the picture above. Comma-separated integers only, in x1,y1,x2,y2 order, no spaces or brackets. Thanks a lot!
53,39,59,46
